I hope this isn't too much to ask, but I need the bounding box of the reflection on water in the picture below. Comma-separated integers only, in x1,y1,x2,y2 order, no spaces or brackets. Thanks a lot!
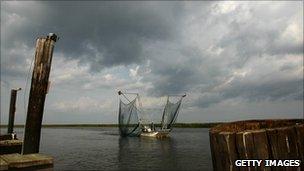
2,127,213,170
118,137,179,170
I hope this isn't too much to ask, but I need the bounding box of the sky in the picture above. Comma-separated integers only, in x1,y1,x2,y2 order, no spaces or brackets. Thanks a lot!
0,1,303,124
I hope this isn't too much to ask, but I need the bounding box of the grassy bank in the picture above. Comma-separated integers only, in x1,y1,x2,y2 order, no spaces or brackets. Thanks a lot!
0,122,222,128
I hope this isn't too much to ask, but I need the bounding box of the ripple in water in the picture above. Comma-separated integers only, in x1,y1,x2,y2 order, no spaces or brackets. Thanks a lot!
4,127,213,170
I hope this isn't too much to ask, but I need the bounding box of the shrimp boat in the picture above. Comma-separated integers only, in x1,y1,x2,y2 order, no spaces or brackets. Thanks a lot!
118,91,186,138
140,127,171,138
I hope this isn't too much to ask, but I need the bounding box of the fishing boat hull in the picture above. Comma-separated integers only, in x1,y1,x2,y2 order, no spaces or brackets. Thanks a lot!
140,130,170,138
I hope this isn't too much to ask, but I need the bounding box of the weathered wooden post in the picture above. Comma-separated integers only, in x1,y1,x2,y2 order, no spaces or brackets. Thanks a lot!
7,88,21,134
22,33,58,154
209,119,304,171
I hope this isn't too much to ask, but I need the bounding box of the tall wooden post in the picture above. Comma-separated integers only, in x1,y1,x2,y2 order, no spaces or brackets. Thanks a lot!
7,88,21,134
22,33,58,154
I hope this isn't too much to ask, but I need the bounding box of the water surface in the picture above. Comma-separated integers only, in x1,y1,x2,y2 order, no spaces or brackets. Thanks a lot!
2,127,213,170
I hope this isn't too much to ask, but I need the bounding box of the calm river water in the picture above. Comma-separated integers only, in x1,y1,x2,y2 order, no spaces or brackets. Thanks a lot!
2,127,213,170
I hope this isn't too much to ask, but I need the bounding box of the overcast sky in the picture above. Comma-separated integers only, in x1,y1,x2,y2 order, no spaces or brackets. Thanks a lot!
1,1,303,124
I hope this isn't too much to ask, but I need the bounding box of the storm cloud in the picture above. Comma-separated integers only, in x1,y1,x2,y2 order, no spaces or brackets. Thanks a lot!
2,1,184,71
1,1,303,124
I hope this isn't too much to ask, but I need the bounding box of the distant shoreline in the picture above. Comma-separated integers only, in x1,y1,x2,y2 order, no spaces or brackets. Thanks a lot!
0,123,222,128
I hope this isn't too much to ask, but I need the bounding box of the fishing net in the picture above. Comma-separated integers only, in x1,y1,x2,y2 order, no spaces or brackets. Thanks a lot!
161,98,183,130
118,92,185,136
118,98,141,137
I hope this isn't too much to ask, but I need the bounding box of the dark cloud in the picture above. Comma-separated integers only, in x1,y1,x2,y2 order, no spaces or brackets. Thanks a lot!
192,77,303,108
215,3,303,70
2,1,184,72
222,25,301,56
193,93,222,108
149,66,198,96
223,79,303,101
142,2,303,107
1,1,303,123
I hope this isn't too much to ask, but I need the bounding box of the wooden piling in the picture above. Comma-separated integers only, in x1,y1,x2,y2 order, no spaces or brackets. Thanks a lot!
22,33,58,154
7,89,18,134
209,119,304,171
295,124,304,162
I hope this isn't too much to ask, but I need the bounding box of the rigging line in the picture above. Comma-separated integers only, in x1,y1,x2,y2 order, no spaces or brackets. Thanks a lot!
119,92,143,117
121,93,132,103
23,54,35,116
136,94,153,124
168,94,187,97
121,92,139,95
119,92,152,124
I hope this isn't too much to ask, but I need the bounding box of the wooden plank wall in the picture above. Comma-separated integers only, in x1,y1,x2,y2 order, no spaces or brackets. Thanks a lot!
210,119,304,171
